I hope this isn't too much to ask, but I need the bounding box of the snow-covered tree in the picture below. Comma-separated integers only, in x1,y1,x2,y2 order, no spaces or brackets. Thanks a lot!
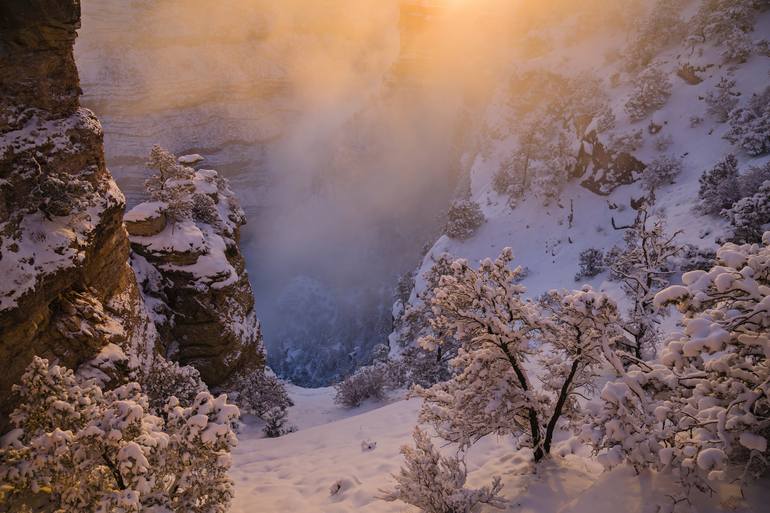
380,428,505,513
724,86,770,157
334,363,390,408
625,66,672,122
584,234,770,497
640,154,683,192
261,406,295,438
697,154,742,215
687,0,765,62
413,249,621,462
608,209,683,359
574,248,606,281
445,200,485,240
0,357,239,513
625,0,686,70
739,160,770,196
229,369,293,420
722,180,770,243
705,77,740,123
145,145,196,223
393,254,463,388
141,356,207,416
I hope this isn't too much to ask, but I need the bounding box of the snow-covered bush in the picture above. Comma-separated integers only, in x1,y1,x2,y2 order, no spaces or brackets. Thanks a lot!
0,357,239,513
380,428,504,513
739,160,770,196
724,86,770,156
705,77,740,123
640,154,683,191
625,0,686,70
723,180,770,243
608,210,683,359
334,363,389,408
687,0,765,62
261,406,295,438
585,235,770,496
414,249,621,462
492,157,526,206
145,145,196,223
444,200,485,240
393,255,462,388
697,154,742,215
625,66,672,122
574,248,606,281
229,369,293,420
30,167,95,220
141,356,207,415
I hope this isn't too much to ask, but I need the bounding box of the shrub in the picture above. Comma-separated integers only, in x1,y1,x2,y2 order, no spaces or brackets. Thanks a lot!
586,235,770,497
229,370,293,419
724,86,770,156
696,154,741,215
262,406,296,438
687,0,761,62
625,0,686,70
609,129,644,153
574,248,606,281
705,77,740,123
722,180,770,243
640,154,683,191
739,160,770,197
141,356,206,415
0,357,239,513
380,428,504,513
334,364,389,408
444,200,485,240
625,66,672,122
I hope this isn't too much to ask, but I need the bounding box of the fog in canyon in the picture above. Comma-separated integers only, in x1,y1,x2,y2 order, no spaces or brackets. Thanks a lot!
75,0,555,385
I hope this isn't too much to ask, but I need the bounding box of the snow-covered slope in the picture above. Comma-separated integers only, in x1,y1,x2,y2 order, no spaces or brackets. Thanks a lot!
395,6,770,342
231,390,770,513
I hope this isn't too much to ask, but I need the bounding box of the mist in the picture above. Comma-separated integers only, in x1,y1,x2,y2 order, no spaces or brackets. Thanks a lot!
75,0,563,385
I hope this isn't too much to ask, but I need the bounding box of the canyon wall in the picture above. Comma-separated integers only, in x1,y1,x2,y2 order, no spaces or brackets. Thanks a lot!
0,0,155,427
0,0,263,427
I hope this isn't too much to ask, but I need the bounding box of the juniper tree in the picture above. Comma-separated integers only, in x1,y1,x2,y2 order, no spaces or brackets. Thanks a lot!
608,209,683,359
413,249,620,462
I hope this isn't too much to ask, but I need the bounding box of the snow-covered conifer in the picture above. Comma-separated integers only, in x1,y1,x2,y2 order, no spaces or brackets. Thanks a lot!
229,369,293,420
414,249,620,461
586,235,770,496
687,0,764,62
641,154,683,191
608,209,683,359
697,154,742,215
444,199,485,240
625,66,672,122
0,357,239,513
574,248,606,281
625,0,686,70
705,77,740,123
380,428,504,513
722,180,770,243
724,86,770,156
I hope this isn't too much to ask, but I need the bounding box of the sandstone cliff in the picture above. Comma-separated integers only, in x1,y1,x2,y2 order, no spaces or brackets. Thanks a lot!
0,3,267,423
126,151,264,387
0,0,157,427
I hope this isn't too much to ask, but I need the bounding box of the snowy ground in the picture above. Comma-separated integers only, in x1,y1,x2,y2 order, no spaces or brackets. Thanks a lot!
231,388,770,513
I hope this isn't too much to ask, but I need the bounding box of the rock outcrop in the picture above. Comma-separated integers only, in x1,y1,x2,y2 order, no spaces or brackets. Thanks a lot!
0,0,155,428
574,130,647,195
127,153,264,386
